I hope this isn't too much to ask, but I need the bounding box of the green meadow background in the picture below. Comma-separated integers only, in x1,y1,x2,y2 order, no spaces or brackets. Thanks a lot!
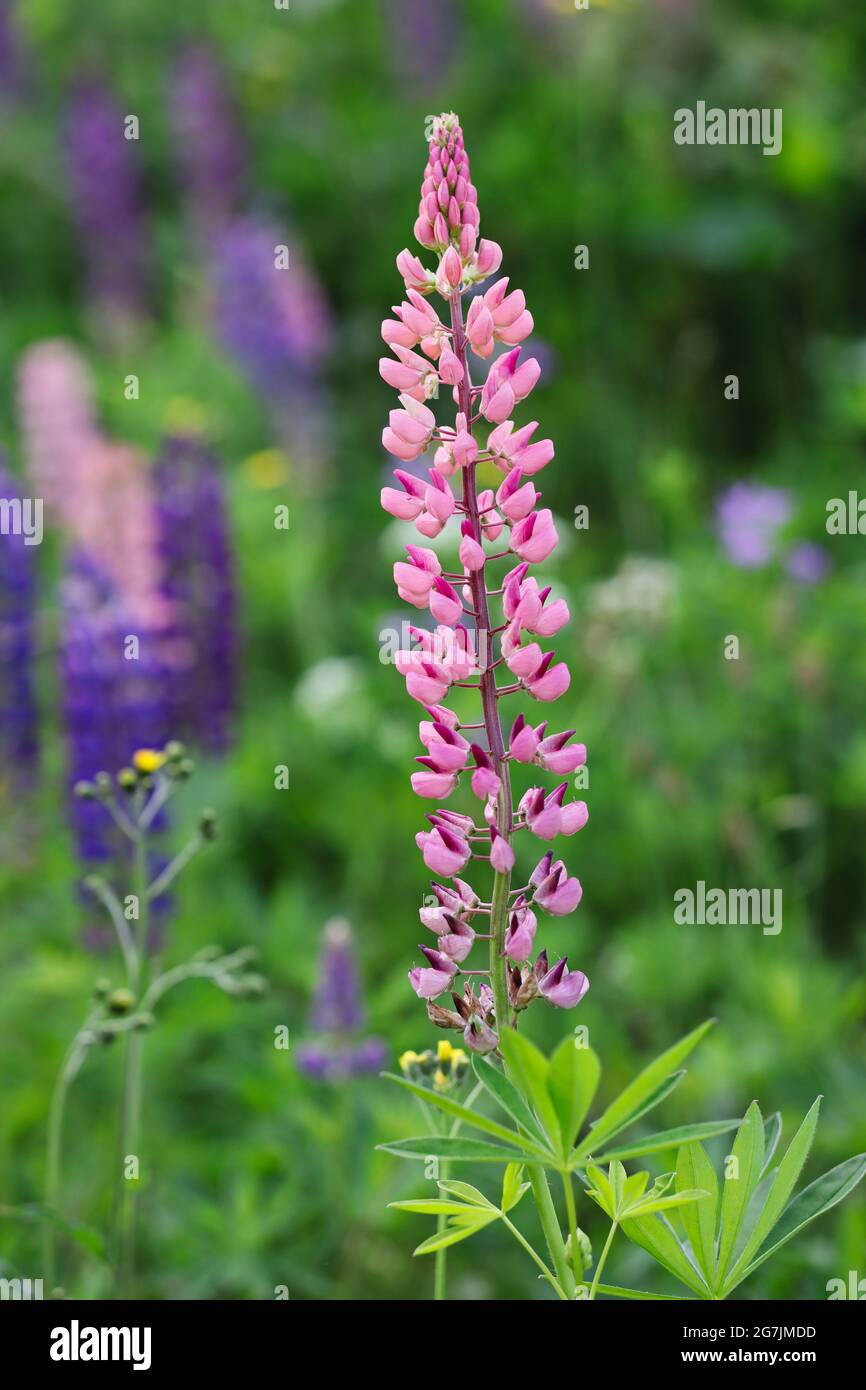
1,0,864,1299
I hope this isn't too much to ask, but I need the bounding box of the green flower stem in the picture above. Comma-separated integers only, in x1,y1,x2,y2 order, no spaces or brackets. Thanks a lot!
434,1153,450,1302
502,1214,567,1300
447,286,574,1302
85,877,137,982
141,948,252,1010
589,1220,618,1300
562,1171,583,1284
145,832,203,903
114,823,148,1296
432,1078,486,1300
43,1021,94,1291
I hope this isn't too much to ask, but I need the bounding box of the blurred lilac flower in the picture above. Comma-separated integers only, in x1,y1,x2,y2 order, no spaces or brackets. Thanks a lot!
716,483,792,568
213,215,331,467
296,919,387,1082
154,436,238,753
214,215,330,390
65,77,149,332
786,541,831,585
170,43,246,234
382,0,455,93
0,462,38,786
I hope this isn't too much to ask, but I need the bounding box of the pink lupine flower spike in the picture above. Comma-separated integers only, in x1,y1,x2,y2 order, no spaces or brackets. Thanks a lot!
381,114,588,1042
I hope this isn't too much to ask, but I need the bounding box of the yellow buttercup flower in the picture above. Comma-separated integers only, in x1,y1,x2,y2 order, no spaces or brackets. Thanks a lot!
132,749,167,774
399,1050,420,1074
437,1039,454,1063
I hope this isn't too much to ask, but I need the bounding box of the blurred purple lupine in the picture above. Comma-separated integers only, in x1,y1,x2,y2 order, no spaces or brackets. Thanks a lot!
65,77,149,332
213,215,331,467
716,483,792,568
296,919,387,1082
60,555,171,866
153,436,237,753
0,0,27,104
0,463,38,786
170,43,247,235
382,0,455,92
785,541,831,585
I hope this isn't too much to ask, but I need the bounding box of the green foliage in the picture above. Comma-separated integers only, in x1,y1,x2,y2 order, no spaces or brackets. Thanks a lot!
616,1102,866,1299
384,1027,866,1300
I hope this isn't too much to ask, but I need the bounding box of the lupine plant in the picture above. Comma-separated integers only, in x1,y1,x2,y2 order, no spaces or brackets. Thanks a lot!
43,743,264,1297
376,113,866,1302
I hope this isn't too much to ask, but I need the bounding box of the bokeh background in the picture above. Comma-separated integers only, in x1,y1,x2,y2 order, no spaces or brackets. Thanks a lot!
1,0,864,1300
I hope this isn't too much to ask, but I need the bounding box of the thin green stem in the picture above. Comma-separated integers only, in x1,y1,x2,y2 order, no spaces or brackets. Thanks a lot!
43,1023,94,1291
85,877,137,982
562,1171,582,1284
145,832,203,902
502,1214,567,1300
529,1166,576,1297
589,1220,618,1300
434,1155,450,1301
114,827,148,1297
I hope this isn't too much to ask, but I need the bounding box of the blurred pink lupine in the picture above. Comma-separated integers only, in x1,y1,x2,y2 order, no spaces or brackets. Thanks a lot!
379,114,589,1046
17,342,167,622
16,341,100,522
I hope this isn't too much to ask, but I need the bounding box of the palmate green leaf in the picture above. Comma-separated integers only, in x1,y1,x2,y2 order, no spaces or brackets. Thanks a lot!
547,1038,601,1159
389,1200,479,1217
572,1072,686,1165
676,1141,719,1287
620,1212,711,1299
438,1180,495,1208
594,1118,740,1164
573,1020,715,1160
585,1163,615,1218
498,1027,560,1143
381,1073,550,1159
413,1210,500,1256
721,1096,821,1293
715,1100,765,1284
377,1135,535,1164
501,1163,530,1213
629,1188,711,1219
471,1055,550,1148
725,1153,866,1292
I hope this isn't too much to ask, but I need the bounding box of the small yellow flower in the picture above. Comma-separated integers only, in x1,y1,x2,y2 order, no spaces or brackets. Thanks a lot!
398,1050,420,1074
243,448,287,489
451,1049,467,1067
437,1039,454,1064
132,749,167,774
433,1068,448,1091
